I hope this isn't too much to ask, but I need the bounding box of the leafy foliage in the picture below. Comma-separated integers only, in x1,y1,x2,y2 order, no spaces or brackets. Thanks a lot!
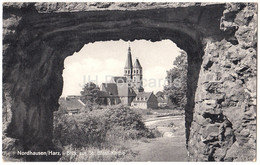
53,105,153,149
80,82,101,105
164,50,188,108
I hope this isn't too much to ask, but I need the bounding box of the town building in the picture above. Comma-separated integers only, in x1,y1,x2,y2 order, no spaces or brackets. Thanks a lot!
60,44,158,110
59,95,85,115
100,44,158,108
131,92,158,109
99,81,136,105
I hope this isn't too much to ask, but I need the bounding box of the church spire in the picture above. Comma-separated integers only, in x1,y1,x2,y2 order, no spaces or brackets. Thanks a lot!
133,57,144,93
125,43,133,69
134,58,142,68
128,41,131,51
124,42,133,84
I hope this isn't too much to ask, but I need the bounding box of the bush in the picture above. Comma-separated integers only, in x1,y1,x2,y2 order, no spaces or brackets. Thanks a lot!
53,105,153,149
104,105,146,131
148,127,163,138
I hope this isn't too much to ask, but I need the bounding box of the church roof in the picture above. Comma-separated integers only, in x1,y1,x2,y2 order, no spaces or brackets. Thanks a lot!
101,83,118,95
118,84,136,97
133,58,142,68
125,46,133,68
101,82,136,97
110,76,127,83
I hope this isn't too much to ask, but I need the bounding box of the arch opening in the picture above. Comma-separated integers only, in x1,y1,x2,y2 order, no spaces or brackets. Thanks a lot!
56,39,199,161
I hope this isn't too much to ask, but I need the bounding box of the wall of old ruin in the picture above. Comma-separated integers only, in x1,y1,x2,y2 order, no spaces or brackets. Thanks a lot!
2,2,257,161
189,3,257,161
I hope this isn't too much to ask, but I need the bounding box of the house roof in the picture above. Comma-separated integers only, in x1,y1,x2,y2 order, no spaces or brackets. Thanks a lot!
66,95,81,99
133,92,153,102
59,97,84,111
111,76,127,83
101,83,118,95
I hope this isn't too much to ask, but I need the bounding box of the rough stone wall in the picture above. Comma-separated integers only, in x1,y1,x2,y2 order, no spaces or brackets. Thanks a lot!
3,2,220,12
2,2,257,161
189,3,257,161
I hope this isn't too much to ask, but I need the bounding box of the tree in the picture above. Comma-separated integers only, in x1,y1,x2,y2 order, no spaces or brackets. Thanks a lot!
164,50,187,109
80,82,101,105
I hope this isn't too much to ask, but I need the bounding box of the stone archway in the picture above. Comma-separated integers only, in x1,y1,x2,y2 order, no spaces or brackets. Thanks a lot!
3,2,257,161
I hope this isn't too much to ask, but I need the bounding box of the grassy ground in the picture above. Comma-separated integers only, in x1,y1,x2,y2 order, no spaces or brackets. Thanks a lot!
54,105,164,161
60,139,140,161
55,106,186,161
130,115,188,161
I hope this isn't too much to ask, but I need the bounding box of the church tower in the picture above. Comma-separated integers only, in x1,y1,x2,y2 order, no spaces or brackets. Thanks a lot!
124,45,133,85
133,58,144,93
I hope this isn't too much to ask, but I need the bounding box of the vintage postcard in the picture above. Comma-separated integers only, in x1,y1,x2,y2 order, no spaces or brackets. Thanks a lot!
2,2,257,162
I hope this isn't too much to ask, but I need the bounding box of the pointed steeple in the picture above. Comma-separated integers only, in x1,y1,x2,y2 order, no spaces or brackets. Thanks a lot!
124,42,133,84
134,58,142,68
132,57,143,93
125,44,133,69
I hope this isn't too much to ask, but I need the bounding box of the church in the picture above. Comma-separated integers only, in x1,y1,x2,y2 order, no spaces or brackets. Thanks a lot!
99,45,158,109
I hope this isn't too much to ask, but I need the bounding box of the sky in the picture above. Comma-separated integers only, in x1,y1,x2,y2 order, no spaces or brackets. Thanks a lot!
61,39,181,96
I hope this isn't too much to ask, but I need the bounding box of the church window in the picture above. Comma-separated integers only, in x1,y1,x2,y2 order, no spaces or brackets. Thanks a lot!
137,70,139,74
134,70,136,74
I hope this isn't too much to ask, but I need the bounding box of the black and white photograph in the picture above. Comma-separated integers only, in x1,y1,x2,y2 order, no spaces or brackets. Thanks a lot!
1,1,258,162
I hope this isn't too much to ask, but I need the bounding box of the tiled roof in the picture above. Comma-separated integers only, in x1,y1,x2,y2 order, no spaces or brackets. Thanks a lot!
101,83,118,95
132,92,153,103
59,97,84,111
118,84,136,97
111,76,127,83
101,82,136,97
